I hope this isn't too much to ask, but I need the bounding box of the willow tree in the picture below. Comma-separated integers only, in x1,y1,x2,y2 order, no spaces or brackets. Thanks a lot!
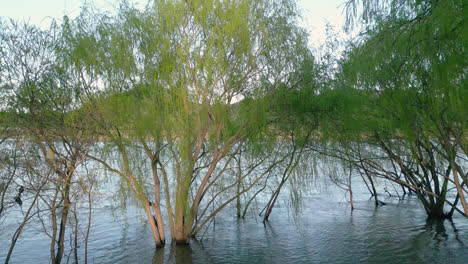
0,20,96,263
330,0,468,218
70,0,310,245
259,64,319,221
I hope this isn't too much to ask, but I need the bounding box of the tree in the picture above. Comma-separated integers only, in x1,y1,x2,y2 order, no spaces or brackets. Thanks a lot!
330,0,468,218
68,0,311,245
0,20,96,262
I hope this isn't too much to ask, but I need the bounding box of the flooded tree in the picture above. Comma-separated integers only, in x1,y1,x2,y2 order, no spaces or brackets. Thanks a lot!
326,0,468,218
0,20,97,263
3,0,467,262
65,0,311,245
260,84,318,221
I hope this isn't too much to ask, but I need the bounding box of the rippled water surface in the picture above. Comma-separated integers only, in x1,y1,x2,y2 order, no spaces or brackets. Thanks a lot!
1,182,468,263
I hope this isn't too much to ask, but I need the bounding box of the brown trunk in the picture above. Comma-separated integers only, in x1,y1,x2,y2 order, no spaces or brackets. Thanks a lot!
175,187,189,244
120,143,165,245
190,157,219,228
152,203,165,244
174,204,190,244
144,201,163,247
142,140,167,245
175,225,190,244
263,181,284,222
151,163,165,244
160,164,176,241
452,163,468,217
55,177,72,264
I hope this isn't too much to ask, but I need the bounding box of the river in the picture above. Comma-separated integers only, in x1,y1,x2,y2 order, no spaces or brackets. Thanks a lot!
1,177,468,264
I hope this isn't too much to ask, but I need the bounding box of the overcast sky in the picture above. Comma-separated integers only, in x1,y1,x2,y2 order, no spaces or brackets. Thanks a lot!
0,0,348,48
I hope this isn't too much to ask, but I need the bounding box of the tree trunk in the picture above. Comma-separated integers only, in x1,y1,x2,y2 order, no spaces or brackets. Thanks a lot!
236,155,242,218
160,164,176,241
452,163,468,217
175,188,190,244
263,146,301,222
236,171,242,218
367,173,379,206
152,203,165,244
144,201,163,247
151,163,165,244
55,178,72,264
361,162,379,206
174,214,190,244
263,181,284,222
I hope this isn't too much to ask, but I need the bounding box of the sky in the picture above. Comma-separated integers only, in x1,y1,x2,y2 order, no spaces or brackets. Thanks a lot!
0,0,348,48
298,0,348,47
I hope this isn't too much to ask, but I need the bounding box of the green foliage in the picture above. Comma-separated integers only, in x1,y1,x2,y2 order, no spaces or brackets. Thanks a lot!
54,0,314,239
333,0,468,144
0,22,68,132
64,0,311,148
329,0,468,218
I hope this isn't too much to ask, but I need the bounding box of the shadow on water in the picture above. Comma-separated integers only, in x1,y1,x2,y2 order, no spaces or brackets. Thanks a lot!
447,219,465,247
152,244,193,264
152,239,214,264
423,217,465,247
152,244,189,264
425,217,449,242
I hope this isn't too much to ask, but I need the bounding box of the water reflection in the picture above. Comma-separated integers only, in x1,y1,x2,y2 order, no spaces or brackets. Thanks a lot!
447,220,465,247
2,186,468,263
152,240,215,264
425,218,449,242
174,245,193,264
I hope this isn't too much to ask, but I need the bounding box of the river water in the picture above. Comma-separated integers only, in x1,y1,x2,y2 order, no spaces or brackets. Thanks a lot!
1,179,468,263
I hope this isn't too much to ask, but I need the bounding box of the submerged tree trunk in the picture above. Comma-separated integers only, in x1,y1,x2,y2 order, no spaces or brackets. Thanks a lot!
174,204,190,244
55,179,72,264
361,163,379,206
159,162,176,242
452,163,468,217
152,202,165,245
263,143,302,222
143,141,167,245
151,165,165,245
122,141,167,246
175,176,191,244
236,155,242,218
144,201,163,247
349,167,354,211
263,181,284,222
